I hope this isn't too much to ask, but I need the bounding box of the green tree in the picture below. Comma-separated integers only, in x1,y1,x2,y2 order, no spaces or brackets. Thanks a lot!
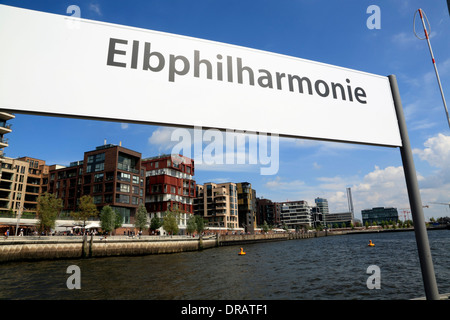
134,203,149,232
71,195,98,228
36,192,63,235
114,212,123,234
162,210,179,236
194,215,205,235
100,205,116,235
150,216,162,232
262,221,269,233
186,215,197,235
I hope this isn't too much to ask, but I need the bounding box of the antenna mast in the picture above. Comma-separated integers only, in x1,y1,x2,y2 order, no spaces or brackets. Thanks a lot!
414,8,450,129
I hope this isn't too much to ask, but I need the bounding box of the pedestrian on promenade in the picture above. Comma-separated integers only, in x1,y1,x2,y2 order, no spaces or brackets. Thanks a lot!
4,229,9,239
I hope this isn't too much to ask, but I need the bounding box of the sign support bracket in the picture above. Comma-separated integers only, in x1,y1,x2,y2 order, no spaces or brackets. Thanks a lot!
388,74,440,300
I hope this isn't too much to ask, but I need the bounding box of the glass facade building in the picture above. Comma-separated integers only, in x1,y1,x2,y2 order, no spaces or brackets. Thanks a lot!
361,207,399,225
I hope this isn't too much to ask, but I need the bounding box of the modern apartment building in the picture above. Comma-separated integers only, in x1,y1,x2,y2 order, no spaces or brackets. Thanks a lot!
236,182,257,233
141,154,195,234
255,197,280,227
194,182,239,230
322,212,354,228
45,143,146,224
0,157,29,216
0,111,15,211
362,207,399,226
315,197,329,214
16,157,48,215
44,162,83,214
0,111,14,157
279,200,313,229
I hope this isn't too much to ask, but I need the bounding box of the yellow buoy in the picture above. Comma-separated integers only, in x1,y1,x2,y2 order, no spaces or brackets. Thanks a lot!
368,240,375,247
238,247,246,255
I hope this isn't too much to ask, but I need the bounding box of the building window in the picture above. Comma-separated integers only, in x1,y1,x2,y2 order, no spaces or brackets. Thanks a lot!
93,184,102,193
83,186,91,195
95,153,105,162
93,195,102,204
117,172,131,182
104,194,113,203
116,194,130,204
117,183,130,193
105,182,113,192
94,173,104,182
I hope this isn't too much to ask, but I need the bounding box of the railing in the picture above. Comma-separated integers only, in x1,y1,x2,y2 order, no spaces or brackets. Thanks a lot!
117,163,139,174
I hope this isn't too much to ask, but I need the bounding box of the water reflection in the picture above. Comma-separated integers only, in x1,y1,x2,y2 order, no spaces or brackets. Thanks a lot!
0,230,448,300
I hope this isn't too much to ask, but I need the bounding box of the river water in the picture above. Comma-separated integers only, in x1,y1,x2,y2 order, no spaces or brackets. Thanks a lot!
0,230,449,300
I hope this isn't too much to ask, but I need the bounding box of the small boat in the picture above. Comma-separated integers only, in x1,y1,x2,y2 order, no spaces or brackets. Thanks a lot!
368,240,375,247
238,247,246,255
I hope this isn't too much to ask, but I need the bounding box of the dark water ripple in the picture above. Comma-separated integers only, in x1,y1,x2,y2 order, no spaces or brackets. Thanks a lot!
0,230,449,300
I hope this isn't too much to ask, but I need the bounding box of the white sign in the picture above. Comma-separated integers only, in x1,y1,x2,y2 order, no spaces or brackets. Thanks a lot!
0,5,401,147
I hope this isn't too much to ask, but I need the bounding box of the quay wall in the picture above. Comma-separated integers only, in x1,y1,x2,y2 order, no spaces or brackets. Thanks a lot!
218,232,316,246
5,227,439,263
0,236,217,263
0,233,302,263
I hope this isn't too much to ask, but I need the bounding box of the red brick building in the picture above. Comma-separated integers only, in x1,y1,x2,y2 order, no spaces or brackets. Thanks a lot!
141,154,195,234
44,144,145,225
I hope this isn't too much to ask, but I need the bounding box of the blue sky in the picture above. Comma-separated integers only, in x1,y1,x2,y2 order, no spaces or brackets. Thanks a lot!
1,0,450,221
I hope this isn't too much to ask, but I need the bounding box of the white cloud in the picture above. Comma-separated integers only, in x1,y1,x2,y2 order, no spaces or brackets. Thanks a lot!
89,3,102,16
313,162,321,169
413,134,450,168
264,176,306,190
148,127,176,149
412,134,450,216
391,32,416,47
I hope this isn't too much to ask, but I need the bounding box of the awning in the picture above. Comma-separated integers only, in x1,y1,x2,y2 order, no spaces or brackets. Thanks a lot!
85,222,101,229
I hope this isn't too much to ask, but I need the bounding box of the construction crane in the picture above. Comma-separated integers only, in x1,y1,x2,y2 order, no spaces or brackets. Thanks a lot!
429,202,450,209
399,205,429,221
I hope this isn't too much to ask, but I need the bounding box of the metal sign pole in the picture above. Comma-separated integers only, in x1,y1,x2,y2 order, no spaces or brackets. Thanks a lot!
388,74,440,300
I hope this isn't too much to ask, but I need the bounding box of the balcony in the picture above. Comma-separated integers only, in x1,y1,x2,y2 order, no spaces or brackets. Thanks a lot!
0,137,9,148
0,122,12,134
117,162,139,174
0,112,15,121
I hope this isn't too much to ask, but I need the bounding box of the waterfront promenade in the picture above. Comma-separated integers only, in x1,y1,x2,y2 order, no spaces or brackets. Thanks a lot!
1,226,447,263
0,232,313,263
